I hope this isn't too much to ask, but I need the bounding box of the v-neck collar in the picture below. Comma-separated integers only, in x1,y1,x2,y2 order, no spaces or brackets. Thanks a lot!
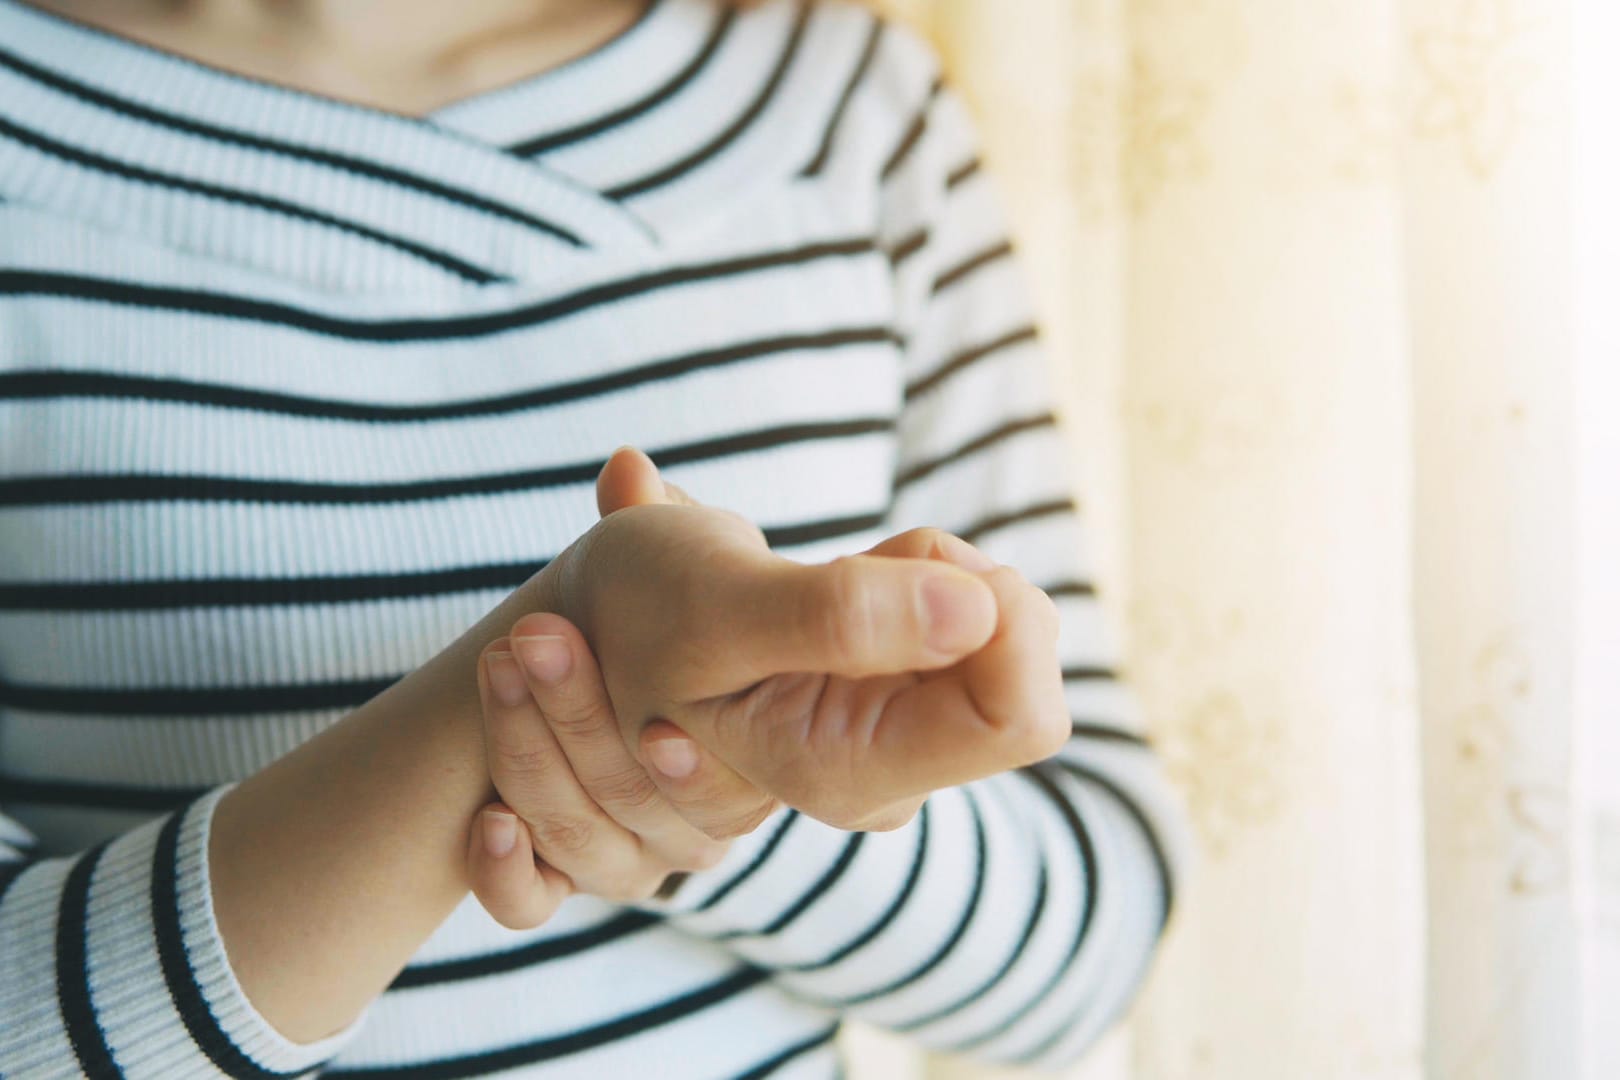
0,0,733,290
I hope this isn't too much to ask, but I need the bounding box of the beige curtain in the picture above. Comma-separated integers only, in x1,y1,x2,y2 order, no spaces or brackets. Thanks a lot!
842,1,1620,1077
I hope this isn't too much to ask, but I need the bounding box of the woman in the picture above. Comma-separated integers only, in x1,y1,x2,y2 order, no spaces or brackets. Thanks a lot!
0,0,1186,1076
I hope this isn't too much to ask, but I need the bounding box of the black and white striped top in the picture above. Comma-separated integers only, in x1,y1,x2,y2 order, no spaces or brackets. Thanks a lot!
0,0,1188,1076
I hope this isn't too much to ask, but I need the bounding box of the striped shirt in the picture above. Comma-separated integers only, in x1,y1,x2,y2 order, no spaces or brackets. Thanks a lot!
0,0,1188,1076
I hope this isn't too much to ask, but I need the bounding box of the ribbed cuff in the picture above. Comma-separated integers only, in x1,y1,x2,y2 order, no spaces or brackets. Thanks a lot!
0,788,359,1079
169,786,362,1074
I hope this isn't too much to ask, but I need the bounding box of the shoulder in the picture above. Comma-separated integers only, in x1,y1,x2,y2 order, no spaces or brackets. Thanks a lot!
721,0,970,182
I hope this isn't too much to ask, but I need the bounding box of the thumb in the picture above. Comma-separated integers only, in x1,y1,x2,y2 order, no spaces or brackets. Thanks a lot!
596,446,701,516
719,552,998,681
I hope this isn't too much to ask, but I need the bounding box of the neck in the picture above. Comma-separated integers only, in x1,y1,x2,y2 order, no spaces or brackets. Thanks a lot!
195,1,588,66
24,0,653,115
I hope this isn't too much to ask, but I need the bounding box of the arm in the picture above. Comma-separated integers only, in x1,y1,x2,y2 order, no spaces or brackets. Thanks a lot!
0,564,572,1077
2,473,1003,1076
628,73,1189,1068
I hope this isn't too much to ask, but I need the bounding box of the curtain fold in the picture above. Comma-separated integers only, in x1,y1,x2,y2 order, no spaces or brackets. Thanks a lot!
844,2,1614,1078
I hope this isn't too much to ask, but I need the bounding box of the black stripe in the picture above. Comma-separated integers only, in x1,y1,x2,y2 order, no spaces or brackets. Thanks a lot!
0,674,395,717
904,325,1039,402
1042,579,1097,600
729,1024,841,1080
932,239,1014,296
58,843,123,1079
946,157,983,189
0,417,894,508
508,6,738,157
0,115,500,284
718,831,866,940
894,859,1048,1033
693,811,800,913
390,911,659,990
780,800,929,973
894,412,1057,489
152,809,310,1079
958,497,1076,545
1069,722,1149,748
607,1,813,200
0,327,898,421
0,44,582,247
885,226,928,268
0,506,886,624
949,764,1099,1055
0,559,548,612
822,789,988,1007
327,968,771,1079
1,775,206,811
1063,665,1118,682
1053,757,1173,922
800,14,885,177
880,77,943,181
762,509,886,549
0,237,875,342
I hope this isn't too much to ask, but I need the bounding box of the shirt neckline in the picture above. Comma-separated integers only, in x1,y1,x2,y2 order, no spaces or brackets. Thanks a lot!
0,0,680,126
0,0,737,287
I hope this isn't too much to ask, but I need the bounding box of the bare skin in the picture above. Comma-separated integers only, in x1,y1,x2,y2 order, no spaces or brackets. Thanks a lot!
9,0,1069,1053
16,0,653,115
465,455,1065,929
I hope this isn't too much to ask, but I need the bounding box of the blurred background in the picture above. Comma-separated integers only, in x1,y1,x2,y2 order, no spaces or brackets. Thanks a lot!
841,1,1620,1078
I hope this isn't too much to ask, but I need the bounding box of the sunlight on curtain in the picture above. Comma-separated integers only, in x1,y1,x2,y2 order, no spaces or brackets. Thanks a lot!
842,1,1618,1078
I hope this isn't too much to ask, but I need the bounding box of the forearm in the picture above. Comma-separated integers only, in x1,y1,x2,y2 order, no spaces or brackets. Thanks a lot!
209,566,561,1043
647,759,1179,1069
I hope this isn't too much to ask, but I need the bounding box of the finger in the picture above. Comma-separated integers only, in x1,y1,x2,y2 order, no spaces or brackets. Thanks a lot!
864,567,1069,798
506,613,742,858
465,804,573,930
480,643,667,902
596,446,668,516
640,718,781,842
596,446,703,516
863,527,997,572
715,550,999,682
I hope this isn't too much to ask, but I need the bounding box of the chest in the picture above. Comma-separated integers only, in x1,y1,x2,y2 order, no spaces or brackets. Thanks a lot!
0,208,905,825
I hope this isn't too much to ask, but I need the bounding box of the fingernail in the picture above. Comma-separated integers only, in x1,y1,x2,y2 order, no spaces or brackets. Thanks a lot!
921,573,994,654
482,810,518,858
485,652,529,707
645,734,700,780
512,635,572,686
941,534,996,572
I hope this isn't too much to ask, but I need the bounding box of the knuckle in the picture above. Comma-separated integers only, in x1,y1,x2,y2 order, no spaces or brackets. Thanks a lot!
544,698,610,738
1012,704,1070,764
593,765,663,812
491,742,560,790
471,880,546,931
595,868,665,904
489,901,547,931
699,795,778,842
679,839,731,872
916,527,952,559
1031,585,1063,639
720,508,768,547
856,801,923,833
804,791,866,832
819,558,878,664
987,564,1028,596
532,815,595,857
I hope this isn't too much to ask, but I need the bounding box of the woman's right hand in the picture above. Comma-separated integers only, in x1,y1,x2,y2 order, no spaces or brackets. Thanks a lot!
496,448,1065,839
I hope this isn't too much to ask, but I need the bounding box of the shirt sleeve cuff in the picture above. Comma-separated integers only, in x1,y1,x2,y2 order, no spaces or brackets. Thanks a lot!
168,785,363,1073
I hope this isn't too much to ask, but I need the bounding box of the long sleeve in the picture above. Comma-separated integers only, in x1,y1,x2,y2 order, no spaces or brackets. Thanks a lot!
641,26,1192,1071
0,789,355,1079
